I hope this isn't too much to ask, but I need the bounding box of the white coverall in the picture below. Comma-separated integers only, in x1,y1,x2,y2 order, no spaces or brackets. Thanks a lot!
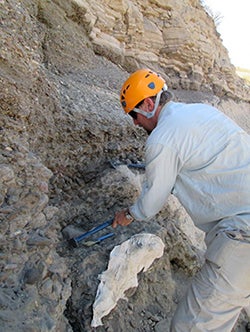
130,101,250,331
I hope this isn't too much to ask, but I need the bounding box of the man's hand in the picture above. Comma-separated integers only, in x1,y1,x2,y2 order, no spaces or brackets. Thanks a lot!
112,209,134,228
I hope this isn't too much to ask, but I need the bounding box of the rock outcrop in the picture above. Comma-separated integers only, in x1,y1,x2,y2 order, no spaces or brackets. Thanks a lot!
0,0,249,331
91,233,165,327
69,0,249,101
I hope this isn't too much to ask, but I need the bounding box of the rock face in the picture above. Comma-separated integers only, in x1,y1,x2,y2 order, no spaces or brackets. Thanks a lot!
73,0,249,101
91,233,165,327
0,0,249,331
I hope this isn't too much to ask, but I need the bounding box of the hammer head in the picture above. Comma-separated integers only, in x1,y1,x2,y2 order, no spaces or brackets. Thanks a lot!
68,238,79,248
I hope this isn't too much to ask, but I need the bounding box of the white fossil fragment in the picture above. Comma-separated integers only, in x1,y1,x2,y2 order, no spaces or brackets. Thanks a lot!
91,233,165,327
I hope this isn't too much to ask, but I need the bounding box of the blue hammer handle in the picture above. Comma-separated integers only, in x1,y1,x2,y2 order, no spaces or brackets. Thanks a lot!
69,219,113,247
95,232,115,243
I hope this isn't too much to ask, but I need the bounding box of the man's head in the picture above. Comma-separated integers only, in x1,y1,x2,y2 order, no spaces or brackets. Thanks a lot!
120,68,171,133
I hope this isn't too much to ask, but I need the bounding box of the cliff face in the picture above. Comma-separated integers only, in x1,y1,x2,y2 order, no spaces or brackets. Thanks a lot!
0,0,249,331
69,0,249,100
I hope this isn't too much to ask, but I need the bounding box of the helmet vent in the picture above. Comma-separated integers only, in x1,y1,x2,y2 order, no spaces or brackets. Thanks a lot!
145,71,153,78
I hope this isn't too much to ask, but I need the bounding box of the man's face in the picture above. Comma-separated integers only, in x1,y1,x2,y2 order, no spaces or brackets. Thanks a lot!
128,98,158,134
131,113,155,134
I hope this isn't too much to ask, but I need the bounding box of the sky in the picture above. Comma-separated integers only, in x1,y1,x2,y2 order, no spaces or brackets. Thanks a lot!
203,0,250,69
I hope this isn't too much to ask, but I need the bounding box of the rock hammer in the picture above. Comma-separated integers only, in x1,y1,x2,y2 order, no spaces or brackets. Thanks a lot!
68,219,113,248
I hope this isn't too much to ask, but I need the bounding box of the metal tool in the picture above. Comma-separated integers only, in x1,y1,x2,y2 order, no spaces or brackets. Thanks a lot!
83,232,115,247
69,219,113,248
127,163,145,169
110,161,145,170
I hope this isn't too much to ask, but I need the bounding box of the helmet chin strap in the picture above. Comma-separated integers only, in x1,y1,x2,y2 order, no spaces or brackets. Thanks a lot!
134,84,168,119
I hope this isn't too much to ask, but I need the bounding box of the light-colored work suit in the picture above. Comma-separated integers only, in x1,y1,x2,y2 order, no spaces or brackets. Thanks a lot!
130,101,250,331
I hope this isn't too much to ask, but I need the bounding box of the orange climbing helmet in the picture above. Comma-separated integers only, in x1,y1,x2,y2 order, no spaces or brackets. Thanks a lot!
120,68,166,114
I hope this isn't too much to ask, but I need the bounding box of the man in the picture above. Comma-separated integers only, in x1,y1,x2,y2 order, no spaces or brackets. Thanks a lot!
112,68,250,331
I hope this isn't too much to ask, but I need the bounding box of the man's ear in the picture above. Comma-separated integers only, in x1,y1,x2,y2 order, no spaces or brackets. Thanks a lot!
144,97,155,112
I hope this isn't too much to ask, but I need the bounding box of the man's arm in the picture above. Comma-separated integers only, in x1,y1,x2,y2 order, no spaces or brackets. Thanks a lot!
113,143,181,227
